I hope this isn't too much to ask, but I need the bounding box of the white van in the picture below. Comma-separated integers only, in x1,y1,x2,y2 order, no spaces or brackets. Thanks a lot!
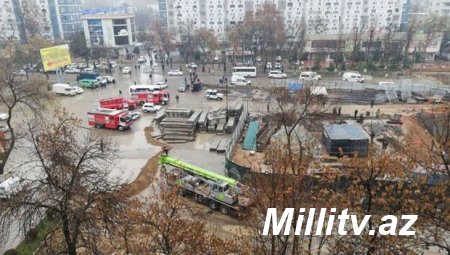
52,83,77,96
343,72,364,83
231,75,251,86
299,71,321,81
0,177,21,199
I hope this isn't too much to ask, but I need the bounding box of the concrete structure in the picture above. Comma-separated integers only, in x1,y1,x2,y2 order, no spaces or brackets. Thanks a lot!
322,124,370,157
81,8,136,56
48,0,84,41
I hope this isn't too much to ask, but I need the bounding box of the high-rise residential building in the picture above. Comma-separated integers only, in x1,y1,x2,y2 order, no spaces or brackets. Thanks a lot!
425,0,450,16
0,0,83,42
0,0,19,40
48,0,84,41
162,0,406,42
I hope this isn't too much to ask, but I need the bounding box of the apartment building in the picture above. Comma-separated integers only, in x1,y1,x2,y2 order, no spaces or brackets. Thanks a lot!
0,0,19,40
425,0,450,16
162,0,405,42
48,0,84,41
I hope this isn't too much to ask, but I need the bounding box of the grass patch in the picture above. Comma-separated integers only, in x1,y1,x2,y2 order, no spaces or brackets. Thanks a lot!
15,217,57,255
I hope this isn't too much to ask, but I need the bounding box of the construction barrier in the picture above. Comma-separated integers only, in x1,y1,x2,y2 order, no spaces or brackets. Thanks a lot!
224,103,250,181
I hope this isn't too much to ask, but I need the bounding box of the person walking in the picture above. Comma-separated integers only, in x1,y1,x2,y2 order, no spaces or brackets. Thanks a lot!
119,90,122,96
338,107,341,115
371,100,374,108
175,94,179,103
165,78,167,83
354,109,358,119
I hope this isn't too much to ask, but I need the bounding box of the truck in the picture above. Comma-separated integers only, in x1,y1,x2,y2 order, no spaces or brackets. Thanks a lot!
52,83,77,96
99,97,137,110
131,90,170,105
78,71,100,88
159,155,252,214
87,108,132,131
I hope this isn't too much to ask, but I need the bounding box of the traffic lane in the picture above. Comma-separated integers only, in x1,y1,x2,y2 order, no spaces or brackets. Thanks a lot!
54,77,160,182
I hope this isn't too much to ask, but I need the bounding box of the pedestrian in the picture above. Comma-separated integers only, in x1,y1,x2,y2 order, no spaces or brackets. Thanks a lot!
376,109,381,118
338,107,341,115
134,65,137,70
119,89,122,96
184,76,187,85
134,81,137,85
190,73,192,78
180,65,182,71
162,146,169,156
371,100,374,108
370,131,375,143
165,78,167,83
354,109,358,119
175,94,179,103
186,83,190,91
267,103,270,112
332,107,337,115
112,79,116,84
225,77,228,84
359,114,364,123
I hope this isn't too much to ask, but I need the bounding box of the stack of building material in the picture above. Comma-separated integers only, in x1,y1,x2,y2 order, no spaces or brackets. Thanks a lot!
198,110,209,132
159,108,202,143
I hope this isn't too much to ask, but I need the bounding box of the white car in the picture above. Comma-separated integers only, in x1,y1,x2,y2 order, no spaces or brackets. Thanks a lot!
122,66,132,74
0,124,9,133
268,70,287,79
178,86,186,92
130,112,141,120
142,103,162,113
83,67,94,72
213,56,220,62
96,76,107,85
156,81,168,89
256,56,262,63
274,63,282,69
168,70,183,76
137,56,146,63
65,68,80,74
205,89,223,100
343,72,364,83
13,70,26,76
0,113,8,120
78,63,87,69
104,76,115,83
276,56,282,61
300,71,321,81
266,62,272,69
71,86,84,94
187,62,197,69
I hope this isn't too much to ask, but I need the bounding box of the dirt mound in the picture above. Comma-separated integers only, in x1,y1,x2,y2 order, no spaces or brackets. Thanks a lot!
121,126,171,197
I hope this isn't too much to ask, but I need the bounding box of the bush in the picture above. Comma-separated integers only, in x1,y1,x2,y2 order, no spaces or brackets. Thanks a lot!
26,228,38,240
4,249,18,255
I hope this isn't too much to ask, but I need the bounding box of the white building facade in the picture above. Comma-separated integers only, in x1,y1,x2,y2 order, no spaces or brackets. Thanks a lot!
81,10,136,55
162,0,406,42
0,0,19,40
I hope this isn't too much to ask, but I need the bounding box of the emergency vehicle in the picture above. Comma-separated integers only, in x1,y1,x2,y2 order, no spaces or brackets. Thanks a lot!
87,108,132,131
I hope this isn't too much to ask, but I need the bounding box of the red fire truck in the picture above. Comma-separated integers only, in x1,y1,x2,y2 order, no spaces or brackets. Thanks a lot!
131,90,170,105
87,108,132,131
99,97,137,110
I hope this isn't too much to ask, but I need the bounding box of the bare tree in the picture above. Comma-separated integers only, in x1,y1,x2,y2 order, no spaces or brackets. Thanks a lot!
421,15,449,62
195,28,218,70
0,110,131,254
136,28,157,58
0,43,51,174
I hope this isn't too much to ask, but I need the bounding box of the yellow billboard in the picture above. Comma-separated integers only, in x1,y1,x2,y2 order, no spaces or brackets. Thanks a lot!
40,44,72,71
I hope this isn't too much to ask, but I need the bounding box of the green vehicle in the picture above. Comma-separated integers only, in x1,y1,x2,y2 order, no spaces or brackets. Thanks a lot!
79,79,99,88
159,155,252,214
